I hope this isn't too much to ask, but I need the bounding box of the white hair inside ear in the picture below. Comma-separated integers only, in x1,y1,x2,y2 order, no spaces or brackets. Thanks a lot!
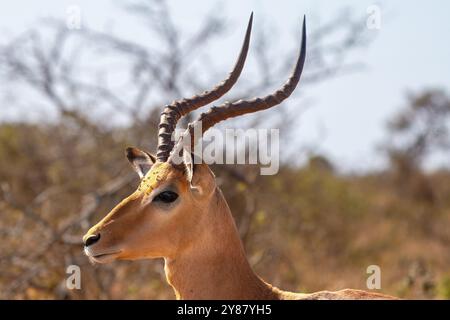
126,147,155,178
182,147,205,195
182,147,194,183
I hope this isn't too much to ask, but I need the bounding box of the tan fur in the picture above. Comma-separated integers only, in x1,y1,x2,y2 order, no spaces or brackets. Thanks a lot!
84,162,397,300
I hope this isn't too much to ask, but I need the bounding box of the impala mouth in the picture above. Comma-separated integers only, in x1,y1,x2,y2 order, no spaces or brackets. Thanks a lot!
84,247,121,264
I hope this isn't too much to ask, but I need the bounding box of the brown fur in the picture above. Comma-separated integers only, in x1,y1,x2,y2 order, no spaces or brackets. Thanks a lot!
83,160,397,300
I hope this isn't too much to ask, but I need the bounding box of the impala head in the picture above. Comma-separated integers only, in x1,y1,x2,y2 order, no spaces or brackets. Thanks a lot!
83,149,218,263
83,14,307,264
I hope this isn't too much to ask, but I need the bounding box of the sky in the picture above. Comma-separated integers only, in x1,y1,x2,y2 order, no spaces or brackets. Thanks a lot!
0,0,449,172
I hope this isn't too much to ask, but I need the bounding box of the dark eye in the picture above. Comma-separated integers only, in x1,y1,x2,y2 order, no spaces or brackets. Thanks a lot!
153,191,179,203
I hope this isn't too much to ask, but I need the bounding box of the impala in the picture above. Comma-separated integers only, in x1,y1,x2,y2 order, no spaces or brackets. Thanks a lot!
83,14,396,300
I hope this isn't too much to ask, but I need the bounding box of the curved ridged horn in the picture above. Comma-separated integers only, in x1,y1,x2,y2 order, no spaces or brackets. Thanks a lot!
169,16,306,163
156,13,254,162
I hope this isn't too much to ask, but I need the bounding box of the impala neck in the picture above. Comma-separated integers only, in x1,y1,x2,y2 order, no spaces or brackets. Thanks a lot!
164,188,277,300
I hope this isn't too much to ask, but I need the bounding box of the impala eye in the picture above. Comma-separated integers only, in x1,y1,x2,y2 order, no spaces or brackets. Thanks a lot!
153,191,179,203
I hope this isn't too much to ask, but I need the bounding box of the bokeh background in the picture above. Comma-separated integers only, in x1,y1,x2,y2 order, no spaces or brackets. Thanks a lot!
0,0,449,299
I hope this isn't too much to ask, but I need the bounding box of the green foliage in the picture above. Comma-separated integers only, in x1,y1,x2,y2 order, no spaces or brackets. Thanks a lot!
437,275,450,299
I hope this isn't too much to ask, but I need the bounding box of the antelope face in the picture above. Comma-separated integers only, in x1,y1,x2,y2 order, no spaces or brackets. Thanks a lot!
82,13,306,264
83,147,215,264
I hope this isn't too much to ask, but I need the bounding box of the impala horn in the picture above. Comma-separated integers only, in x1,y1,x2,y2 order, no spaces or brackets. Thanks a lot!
168,16,307,164
156,13,254,162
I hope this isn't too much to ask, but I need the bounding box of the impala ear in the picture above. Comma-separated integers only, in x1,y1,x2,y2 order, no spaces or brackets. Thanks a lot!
182,148,215,196
182,147,195,183
125,147,156,178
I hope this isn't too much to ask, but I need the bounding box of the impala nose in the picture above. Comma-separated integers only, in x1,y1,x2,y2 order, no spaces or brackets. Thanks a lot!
84,234,101,247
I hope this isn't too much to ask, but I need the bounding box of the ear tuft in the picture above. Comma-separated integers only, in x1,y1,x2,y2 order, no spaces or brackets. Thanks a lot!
125,147,156,178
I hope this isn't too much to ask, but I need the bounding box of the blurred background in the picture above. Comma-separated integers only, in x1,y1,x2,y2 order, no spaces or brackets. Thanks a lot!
0,0,449,299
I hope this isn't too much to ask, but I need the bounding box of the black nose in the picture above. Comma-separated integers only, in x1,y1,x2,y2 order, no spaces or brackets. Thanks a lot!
84,234,101,247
